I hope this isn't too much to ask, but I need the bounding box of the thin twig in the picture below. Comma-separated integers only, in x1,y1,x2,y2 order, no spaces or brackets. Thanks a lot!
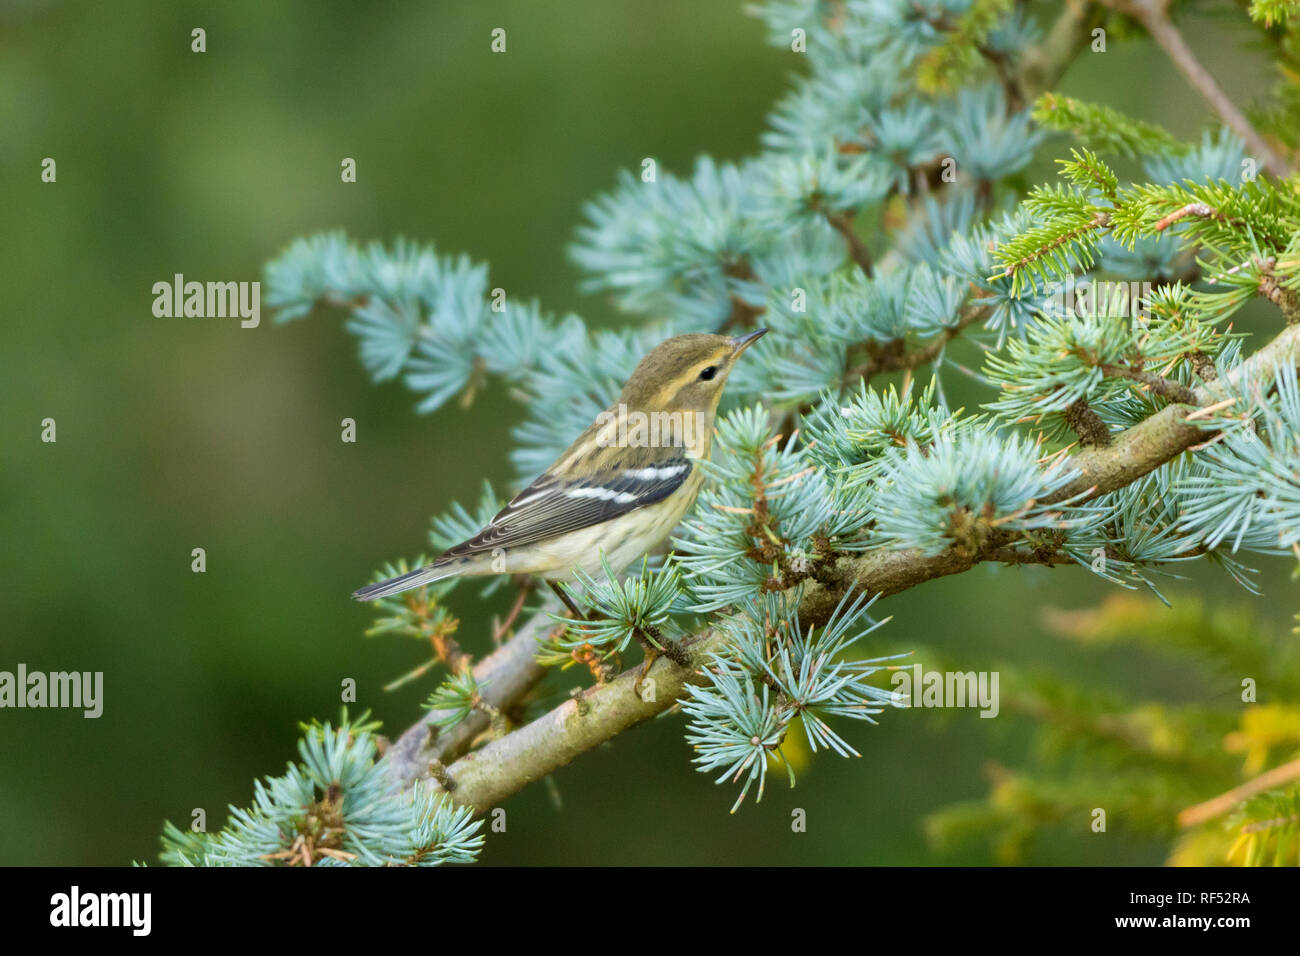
1099,0,1291,177
1178,757,1300,828
844,304,991,385
1152,201,1244,233
719,260,766,332
826,210,874,277
1099,362,1198,404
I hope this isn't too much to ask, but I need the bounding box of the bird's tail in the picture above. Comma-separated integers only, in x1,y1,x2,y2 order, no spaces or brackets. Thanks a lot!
352,559,459,602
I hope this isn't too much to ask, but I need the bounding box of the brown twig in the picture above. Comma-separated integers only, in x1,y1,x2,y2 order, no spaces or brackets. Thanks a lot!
719,260,766,332
826,210,875,277
1098,363,1198,404
1097,0,1291,177
1064,398,1112,447
1153,201,1236,233
1256,256,1300,325
1178,757,1300,828
844,304,992,385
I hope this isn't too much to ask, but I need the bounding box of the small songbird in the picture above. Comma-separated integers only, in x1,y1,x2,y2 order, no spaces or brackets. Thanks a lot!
353,329,768,609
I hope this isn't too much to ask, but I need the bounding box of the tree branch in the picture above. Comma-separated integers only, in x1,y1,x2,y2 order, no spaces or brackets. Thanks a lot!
826,210,874,277
1257,256,1300,325
370,0,1300,814
1017,0,1105,100
1178,756,1300,828
1064,397,1113,447
426,631,722,810
382,322,1300,812
382,605,551,787
1098,362,1198,404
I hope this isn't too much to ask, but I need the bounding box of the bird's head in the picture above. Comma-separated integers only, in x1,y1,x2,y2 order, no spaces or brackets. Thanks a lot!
618,328,767,417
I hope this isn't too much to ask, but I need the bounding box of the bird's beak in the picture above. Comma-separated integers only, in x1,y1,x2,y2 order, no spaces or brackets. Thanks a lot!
730,327,768,356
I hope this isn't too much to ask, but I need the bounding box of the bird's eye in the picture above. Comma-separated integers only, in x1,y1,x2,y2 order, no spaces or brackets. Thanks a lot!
698,365,718,381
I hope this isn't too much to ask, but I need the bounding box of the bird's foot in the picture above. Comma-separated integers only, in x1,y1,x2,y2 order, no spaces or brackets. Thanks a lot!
632,648,660,700
637,625,689,667
546,579,581,615
491,578,532,643
631,628,689,698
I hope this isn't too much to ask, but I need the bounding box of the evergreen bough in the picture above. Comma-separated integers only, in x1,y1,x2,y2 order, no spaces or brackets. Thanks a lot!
164,0,1300,866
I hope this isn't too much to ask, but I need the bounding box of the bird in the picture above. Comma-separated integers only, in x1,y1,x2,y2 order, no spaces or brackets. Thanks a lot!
352,329,768,621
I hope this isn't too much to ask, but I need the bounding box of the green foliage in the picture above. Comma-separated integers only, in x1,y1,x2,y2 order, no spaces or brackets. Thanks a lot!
362,556,457,639
991,182,1112,295
1032,93,1185,160
161,715,484,866
915,0,1016,94
1249,8,1300,153
1109,177,1300,256
423,672,485,730
925,594,1300,866
683,588,898,812
869,429,1090,556
554,556,687,653
1057,147,1119,199
992,139,1300,322
674,405,866,611
804,377,960,484
1229,789,1300,865
1177,363,1300,558
1249,0,1300,27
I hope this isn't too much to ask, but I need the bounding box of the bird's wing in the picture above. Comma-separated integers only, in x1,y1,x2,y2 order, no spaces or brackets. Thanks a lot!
439,457,694,560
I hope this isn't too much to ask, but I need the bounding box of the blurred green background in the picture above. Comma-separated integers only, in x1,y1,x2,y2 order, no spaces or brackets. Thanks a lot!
1,0,1292,865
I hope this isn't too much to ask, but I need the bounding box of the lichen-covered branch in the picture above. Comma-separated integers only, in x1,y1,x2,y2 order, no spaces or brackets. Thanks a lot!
382,607,550,787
